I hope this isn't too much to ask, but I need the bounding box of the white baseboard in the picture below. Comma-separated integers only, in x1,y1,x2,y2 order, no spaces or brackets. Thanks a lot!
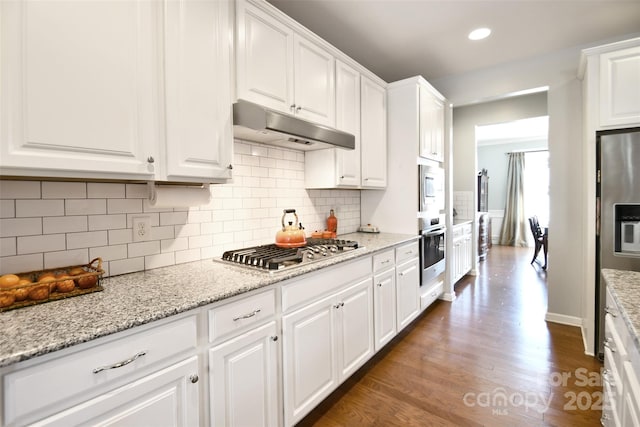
581,324,595,356
545,312,582,327
440,292,456,302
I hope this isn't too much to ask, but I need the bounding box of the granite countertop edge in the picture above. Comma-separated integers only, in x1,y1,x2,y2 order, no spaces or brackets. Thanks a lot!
0,232,417,368
601,268,640,355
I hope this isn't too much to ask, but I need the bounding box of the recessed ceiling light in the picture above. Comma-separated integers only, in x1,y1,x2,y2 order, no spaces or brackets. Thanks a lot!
468,28,491,41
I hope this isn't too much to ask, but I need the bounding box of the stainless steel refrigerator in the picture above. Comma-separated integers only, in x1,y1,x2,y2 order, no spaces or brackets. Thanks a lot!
596,127,640,358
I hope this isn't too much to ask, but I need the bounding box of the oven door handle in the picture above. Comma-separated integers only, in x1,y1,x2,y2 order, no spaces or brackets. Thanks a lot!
423,228,446,237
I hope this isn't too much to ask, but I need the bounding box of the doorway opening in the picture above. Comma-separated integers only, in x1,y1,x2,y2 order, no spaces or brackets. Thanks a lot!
476,116,549,247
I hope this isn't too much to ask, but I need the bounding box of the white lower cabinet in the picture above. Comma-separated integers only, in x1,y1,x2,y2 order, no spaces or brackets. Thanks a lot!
31,357,199,427
2,315,199,427
282,275,374,426
452,222,472,284
602,287,640,427
209,321,279,427
373,267,397,351
396,257,420,332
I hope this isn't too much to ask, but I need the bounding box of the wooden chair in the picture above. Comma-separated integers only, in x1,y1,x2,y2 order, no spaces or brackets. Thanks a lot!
528,216,548,269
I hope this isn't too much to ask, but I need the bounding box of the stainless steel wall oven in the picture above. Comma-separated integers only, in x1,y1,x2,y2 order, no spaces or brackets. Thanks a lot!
420,214,446,286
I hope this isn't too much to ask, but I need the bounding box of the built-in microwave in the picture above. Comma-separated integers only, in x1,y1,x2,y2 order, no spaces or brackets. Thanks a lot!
419,164,444,214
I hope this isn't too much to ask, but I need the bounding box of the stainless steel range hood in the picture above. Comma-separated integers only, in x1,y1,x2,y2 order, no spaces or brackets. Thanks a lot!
232,99,355,151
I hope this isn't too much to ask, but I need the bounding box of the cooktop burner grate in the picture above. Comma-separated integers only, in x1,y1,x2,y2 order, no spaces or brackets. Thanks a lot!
221,238,359,271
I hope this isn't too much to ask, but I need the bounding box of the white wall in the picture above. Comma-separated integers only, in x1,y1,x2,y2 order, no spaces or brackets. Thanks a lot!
0,140,361,277
432,43,593,336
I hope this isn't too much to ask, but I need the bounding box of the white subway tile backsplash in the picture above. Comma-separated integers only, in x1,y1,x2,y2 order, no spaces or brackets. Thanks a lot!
107,199,143,214
18,234,65,254
0,200,15,218
145,252,175,270
16,200,64,217
43,216,88,234
0,141,361,277
109,257,144,276
88,214,126,231
0,181,40,199
66,199,107,215
89,245,127,262
162,237,189,253
44,249,88,269
42,182,86,199
87,183,125,199
67,230,108,249
0,218,43,237
1,237,16,257
175,249,200,264
0,253,43,275
128,241,160,258
108,229,133,245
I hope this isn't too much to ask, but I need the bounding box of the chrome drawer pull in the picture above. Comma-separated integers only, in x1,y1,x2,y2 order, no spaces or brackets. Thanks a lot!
93,351,146,374
603,338,616,353
233,309,261,321
381,260,391,264
604,306,617,317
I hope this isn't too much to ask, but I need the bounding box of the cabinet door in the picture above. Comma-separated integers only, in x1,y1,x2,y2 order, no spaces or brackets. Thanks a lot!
396,258,420,332
335,60,361,187
361,76,387,188
0,0,159,179
236,1,294,113
622,361,640,427
164,0,233,182
374,268,397,351
336,278,374,381
31,357,199,427
293,35,336,127
600,46,640,127
419,85,445,162
283,294,338,426
209,321,279,427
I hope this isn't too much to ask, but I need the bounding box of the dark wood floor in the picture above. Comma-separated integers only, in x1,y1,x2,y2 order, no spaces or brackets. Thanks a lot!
298,246,603,426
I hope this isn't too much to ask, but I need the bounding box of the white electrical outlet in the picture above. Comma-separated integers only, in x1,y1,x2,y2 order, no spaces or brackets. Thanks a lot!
132,216,152,242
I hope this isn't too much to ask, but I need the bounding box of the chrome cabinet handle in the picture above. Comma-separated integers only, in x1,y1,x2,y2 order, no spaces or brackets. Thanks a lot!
271,335,278,342
147,156,155,164
190,374,199,384
296,106,302,112
233,309,261,321
333,302,345,309
405,250,413,255
381,260,391,264
227,164,233,170
604,306,617,317
290,104,296,112
377,283,382,287
93,351,146,374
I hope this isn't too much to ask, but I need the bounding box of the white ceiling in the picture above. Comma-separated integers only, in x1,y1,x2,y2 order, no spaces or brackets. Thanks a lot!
267,0,640,83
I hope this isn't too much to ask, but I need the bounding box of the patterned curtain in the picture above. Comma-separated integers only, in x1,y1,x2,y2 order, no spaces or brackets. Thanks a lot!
499,152,528,246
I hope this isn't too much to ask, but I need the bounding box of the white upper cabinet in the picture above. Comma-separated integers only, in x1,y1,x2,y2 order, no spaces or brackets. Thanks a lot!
0,0,160,179
419,84,445,162
164,0,233,182
293,35,336,126
236,1,294,114
236,0,335,127
305,60,361,188
360,76,387,188
0,0,233,182
581,38,640,130
599,45,640,127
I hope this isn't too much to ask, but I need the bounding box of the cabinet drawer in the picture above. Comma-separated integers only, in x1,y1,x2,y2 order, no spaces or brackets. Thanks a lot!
421,279,443,310
373,250,394,272
395,242,419,264
4,315,198,426
208,289,276,343
452,226,463,239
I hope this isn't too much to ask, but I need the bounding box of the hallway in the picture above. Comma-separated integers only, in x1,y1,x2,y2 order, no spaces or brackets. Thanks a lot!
299,246,602,426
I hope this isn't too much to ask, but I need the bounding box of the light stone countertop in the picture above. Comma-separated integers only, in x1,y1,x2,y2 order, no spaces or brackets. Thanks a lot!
0,232,416,368
601,268,640,355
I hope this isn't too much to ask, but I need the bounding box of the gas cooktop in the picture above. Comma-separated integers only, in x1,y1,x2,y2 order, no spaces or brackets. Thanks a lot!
219,238,360,272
